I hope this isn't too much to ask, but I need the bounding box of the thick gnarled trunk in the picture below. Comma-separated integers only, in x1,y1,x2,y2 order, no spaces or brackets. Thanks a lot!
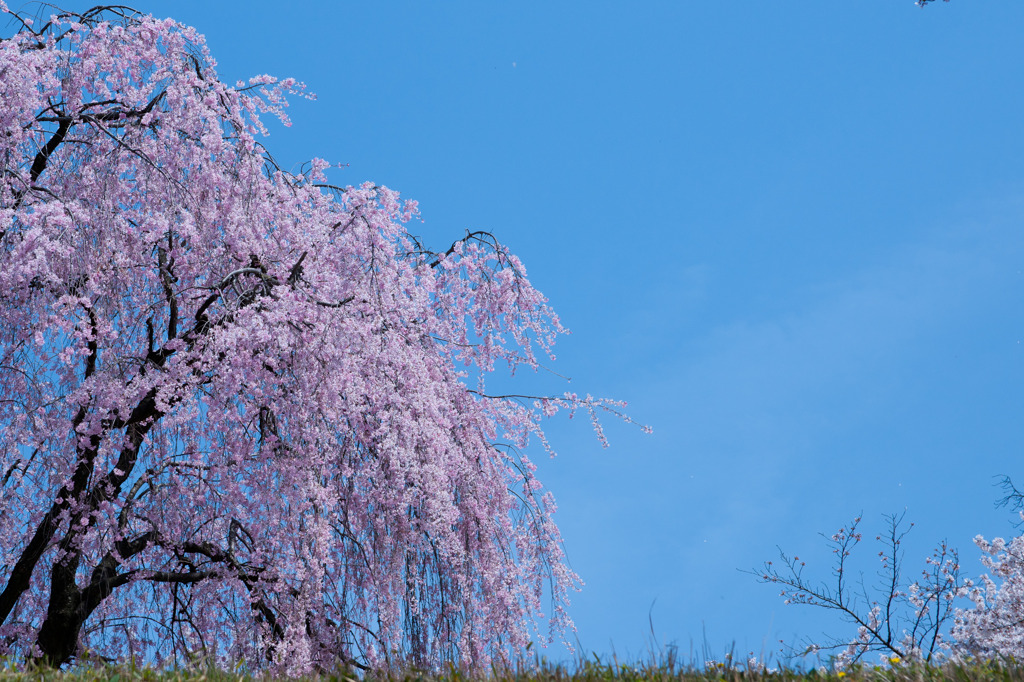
36,560,85,666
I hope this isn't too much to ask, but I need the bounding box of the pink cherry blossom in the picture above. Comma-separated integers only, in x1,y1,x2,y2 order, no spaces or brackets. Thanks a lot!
0,5,640,672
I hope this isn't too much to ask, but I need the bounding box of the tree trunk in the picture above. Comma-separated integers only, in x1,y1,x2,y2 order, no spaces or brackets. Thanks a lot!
34,549,91,667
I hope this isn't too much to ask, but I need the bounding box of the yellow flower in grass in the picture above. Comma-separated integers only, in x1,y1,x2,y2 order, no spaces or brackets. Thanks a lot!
837,672,847,678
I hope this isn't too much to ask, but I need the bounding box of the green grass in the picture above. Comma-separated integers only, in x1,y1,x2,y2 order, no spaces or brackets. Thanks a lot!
4,655,1024,682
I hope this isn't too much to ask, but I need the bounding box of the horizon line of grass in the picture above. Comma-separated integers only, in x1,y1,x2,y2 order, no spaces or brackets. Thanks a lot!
3,652,1024,682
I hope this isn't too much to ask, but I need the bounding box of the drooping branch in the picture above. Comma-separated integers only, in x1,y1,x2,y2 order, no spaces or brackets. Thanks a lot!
9,90,166,215
0,500,69,626
427,230,505,269
78,531,157,618
0,303,102,628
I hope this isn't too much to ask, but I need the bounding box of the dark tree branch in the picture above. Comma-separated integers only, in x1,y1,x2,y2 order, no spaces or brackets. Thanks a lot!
158,238,179,342
753,513,967,664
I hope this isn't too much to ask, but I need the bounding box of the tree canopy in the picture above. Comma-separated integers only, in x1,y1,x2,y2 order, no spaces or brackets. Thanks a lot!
0,4,634,671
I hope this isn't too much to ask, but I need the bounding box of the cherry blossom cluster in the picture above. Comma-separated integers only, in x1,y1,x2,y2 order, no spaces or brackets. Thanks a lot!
950,530,1024,659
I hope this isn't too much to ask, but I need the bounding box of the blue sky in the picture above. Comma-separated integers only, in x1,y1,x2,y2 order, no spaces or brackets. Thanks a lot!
40,0,1024,664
